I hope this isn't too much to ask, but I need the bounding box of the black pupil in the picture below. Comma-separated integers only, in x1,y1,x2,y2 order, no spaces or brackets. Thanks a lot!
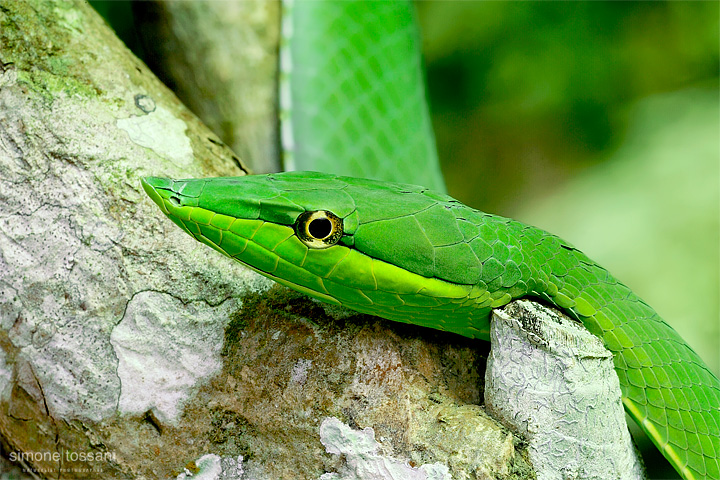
308,218,332,239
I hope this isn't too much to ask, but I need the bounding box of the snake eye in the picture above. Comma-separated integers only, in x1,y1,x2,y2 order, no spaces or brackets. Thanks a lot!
295,210,343,249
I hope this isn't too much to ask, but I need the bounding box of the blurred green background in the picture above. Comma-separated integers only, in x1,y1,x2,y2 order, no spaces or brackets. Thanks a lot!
417,2,718,211
92,2,718,478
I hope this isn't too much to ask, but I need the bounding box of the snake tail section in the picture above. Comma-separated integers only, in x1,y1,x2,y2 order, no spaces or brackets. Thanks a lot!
142,172,720,480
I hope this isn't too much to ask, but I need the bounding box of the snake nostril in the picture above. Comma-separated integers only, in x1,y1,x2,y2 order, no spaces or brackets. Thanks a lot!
169,196,181,206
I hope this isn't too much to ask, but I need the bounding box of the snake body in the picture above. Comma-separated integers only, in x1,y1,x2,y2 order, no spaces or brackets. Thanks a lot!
280,0,445,192
142,1,719,478
142,173,719,480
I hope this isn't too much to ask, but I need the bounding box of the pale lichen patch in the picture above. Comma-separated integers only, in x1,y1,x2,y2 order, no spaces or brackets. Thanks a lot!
117,106,194,169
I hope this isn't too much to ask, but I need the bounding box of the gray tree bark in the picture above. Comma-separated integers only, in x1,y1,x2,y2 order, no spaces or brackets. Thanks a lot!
486,301,644,480
0,2,529,479
133,0,281,174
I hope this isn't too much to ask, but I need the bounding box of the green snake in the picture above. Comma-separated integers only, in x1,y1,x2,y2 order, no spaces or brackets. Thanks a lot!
142,2,719,479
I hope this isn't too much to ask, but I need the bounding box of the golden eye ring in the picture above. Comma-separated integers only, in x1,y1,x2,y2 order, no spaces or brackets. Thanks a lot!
294,210,343,249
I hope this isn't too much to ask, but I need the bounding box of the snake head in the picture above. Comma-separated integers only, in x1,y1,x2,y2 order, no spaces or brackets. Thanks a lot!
142,172,492,339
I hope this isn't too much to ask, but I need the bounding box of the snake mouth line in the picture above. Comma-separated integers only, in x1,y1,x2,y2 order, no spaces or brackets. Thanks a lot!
232,257,343,307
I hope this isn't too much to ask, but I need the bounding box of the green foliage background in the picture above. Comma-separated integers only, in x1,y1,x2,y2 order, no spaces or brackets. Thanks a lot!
418,2,718,211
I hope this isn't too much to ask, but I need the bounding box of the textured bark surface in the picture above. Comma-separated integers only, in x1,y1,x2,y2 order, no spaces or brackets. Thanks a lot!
134,0,281,174
486,301,644,480
0,2,530,479
0,0,248,477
